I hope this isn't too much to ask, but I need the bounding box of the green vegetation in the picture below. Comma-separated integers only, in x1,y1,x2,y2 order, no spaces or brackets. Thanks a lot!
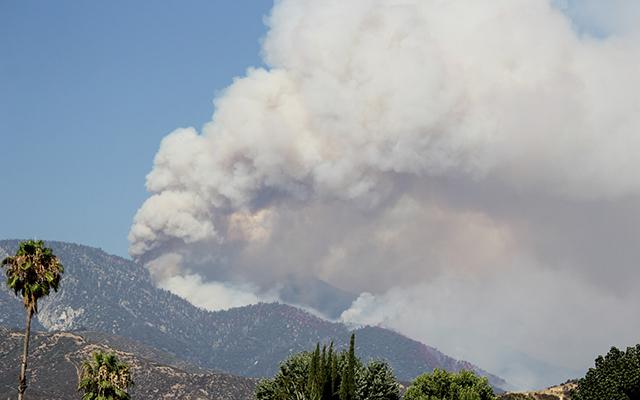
571,345,640,400
255,334,400,400
356,360,400,400
404,369,496,400
2,239,64,400
340,334,357,400
78,351,134,400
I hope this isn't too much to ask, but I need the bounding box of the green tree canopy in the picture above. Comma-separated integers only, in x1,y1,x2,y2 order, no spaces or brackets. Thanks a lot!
77,351,134,400
404,369,496,400
571,345,640,400
256,335,400,400
356,360,400,400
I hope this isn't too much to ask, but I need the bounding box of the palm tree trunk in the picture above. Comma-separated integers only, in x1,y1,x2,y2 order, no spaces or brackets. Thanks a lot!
18,307,33,400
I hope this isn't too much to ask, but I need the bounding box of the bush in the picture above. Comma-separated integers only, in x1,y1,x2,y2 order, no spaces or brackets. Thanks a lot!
404,369,496,400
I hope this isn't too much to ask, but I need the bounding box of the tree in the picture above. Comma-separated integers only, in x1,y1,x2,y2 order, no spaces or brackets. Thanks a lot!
2,240,64,400
404,369,496,400
330,343,339,396
256,352,314,400
571,345,640,400
356,360,400,400
340,334,357,400
308,344,322,396
77,351,134,400
256,335,400,400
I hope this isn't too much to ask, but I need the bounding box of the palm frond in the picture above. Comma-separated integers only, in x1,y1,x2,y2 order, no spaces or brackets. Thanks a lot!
1,240,64,313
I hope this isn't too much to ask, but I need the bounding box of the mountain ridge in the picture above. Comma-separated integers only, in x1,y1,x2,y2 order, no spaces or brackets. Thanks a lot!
0,239,506,389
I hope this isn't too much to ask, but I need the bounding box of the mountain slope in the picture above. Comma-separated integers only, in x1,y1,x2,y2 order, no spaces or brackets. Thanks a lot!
0,325,256,400
0,239,506,388
498,382,577,400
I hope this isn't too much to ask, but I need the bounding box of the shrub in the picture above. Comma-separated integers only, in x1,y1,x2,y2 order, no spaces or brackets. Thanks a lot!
404,369,496,400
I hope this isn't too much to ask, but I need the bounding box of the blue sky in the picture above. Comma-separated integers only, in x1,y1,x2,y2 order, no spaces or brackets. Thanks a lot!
0,1,616,258
0,1,272,257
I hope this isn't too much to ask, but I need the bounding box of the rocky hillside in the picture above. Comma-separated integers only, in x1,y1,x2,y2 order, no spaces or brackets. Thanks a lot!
0,239,506,389
499,382,577,400
0,326,255,400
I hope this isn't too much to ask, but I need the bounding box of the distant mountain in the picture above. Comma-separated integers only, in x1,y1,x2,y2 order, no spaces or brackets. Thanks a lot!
0,325,255,400
0,239,506,389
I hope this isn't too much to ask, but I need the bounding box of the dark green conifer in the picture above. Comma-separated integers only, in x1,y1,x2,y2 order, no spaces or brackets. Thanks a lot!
323,342,334,399
308,343,321,396
330,342,339,398
339,334,357,400
320,344,330,398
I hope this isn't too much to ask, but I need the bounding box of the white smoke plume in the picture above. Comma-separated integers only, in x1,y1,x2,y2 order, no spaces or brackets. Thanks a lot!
129,0,640,389
146,252,277,311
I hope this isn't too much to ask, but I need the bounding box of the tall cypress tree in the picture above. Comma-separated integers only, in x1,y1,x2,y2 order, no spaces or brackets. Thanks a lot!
308,343,321,397
320,344,330,399
339,334,356,400
330,343,339,399
325,342,336,399
320,344,327,381
348,333,356,399
339,364,348,399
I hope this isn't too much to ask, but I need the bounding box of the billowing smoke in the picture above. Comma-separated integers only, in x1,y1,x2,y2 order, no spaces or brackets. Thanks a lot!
129,0,640,389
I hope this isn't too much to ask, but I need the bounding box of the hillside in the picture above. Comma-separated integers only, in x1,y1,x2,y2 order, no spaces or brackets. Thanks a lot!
498,382,577,400
0,326,255,400
0,239,506,389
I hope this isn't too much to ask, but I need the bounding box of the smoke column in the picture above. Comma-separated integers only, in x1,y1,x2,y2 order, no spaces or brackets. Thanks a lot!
130,0,640,389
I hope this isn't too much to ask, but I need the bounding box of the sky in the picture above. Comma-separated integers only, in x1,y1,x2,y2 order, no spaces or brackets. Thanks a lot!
0,1,272,256
3,0,640,391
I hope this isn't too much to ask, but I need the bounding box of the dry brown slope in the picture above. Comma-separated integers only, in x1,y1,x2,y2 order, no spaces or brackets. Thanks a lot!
499,382,577,400
0,326,256,400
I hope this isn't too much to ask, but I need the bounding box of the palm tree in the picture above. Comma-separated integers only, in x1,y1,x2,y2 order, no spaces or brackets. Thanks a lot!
78,351,134,400
2,240,64,400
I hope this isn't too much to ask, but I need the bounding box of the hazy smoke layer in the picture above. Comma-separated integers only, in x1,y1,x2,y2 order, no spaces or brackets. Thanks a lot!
130,0,640,389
